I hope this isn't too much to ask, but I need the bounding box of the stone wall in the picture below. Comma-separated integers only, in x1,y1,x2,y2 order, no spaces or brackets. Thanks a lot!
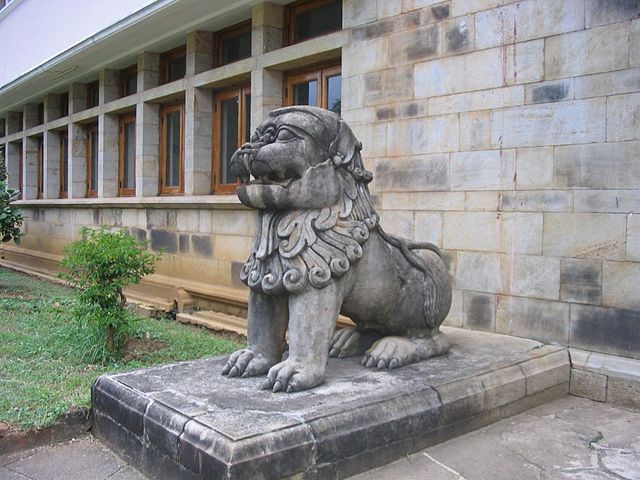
340,0,640,359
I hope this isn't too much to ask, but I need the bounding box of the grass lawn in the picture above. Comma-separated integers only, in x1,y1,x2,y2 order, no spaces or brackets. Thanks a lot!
0,267,245,431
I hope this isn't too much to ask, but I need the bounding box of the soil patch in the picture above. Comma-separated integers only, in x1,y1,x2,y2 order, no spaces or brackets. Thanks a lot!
122,337,169,362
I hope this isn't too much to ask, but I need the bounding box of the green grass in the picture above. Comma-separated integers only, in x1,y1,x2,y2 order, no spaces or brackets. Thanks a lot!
0,267,244,430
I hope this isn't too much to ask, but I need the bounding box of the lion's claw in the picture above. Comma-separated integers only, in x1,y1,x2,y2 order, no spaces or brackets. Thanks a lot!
261,378,272,390
329,327,381,359
222,348,278,378
362,336,419,370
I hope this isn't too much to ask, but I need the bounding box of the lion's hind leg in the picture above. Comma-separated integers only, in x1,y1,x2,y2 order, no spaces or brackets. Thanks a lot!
329,327,382,358
361,330,449,369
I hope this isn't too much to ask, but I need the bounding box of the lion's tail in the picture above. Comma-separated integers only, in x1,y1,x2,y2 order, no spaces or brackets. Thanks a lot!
376,226,443,273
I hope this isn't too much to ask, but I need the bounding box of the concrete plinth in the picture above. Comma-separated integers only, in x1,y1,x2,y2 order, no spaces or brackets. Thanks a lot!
92,327,570,480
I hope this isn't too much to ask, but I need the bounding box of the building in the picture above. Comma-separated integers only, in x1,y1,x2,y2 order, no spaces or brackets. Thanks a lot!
1,0,639,365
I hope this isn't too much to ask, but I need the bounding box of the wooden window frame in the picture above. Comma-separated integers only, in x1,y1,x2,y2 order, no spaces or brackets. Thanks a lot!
59,131,68,199
86,123,98,198
212,85,251,194
160,102,185,195
86,81,99,109
119,64,138,98
161,45,187,84
118,113,136,197
36,136,44,199
214,20,252,67
284,62,341,110
284,0,342,46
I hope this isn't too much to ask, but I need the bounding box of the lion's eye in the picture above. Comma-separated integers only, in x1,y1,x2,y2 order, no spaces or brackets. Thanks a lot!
276,129,296,141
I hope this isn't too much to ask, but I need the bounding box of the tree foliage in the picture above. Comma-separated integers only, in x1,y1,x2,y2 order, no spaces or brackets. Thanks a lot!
0,180,23,244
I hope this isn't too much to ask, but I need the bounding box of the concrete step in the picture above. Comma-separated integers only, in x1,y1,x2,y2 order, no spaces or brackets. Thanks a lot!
176,310,248,336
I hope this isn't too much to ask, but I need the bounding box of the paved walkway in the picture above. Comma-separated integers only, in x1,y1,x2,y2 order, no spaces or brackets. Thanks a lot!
1,396,638,480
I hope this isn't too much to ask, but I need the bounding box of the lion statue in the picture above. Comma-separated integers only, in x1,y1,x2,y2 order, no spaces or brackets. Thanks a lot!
222,106,452,393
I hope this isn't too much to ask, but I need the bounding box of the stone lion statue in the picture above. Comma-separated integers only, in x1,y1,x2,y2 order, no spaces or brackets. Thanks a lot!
222,106,452,392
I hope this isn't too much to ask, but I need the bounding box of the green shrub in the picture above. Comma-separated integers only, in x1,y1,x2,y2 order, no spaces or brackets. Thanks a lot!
59,227,161,361
0,180,23,244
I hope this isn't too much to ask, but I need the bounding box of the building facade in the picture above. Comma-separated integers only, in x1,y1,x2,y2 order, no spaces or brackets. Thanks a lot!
1,0,639,360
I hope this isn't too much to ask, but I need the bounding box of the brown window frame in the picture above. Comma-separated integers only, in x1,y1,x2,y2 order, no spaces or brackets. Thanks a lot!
161,45,187,85
284,62,341,110
119,64,138,98
36,136,44,199
212,85,251,194
118,113,136,197
86,123,98,198
160,102,185,195
214,20,252,68
86,81,99,109
284,0,342,46
60,131,68,199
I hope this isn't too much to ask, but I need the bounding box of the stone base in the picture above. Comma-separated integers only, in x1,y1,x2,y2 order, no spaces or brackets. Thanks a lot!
92,327,570,480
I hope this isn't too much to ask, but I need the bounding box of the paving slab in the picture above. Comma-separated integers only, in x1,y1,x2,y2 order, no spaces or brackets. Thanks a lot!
0,436,148,480
92,326,569,479
349,396,640,480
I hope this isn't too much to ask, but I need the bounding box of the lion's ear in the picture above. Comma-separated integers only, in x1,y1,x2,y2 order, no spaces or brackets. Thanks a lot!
329,121,362,168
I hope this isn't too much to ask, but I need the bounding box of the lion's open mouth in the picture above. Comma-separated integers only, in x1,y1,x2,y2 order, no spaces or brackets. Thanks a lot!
242,171,301,189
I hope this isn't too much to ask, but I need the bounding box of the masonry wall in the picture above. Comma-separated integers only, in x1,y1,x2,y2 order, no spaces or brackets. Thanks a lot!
340,0,640,360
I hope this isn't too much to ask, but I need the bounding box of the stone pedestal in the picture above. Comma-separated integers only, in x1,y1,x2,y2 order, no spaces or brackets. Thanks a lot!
92,327,569,480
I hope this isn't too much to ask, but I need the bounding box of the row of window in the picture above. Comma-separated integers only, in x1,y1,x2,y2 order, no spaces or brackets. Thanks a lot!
0,0,342,136
5,62,342,198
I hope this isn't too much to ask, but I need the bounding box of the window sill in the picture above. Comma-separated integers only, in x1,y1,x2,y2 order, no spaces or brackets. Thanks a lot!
14,195,245,209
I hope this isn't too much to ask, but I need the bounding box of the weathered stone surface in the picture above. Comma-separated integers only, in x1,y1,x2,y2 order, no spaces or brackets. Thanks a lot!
570,304,640,359
632,19,640,66
450,150,515,190
510,255,560,300
380,192,466,211
501,191,573,212
574,190,640,213
546,22,630,79
150,229,178,254
628,214,640,261
389,25,440,65
459,111,491,150
542,213,627,260
515,147,554,190
491,100,606,148
414,211,442,246
455,252,503,294
92,327,568,480
373,154,448,192
504,40,544,85
555,142,640,189
586,0,640,27
428,86,523,115
602,261,640,310
575,67,640,99
560,258,602,305
525,80,573,104
607,92,640,141
387,115,459,155
462,291,495,331
444,16,474,54
191,234,213,257
607,376,640,410
496,295,570,345
569,369,607,402
364,66,414,105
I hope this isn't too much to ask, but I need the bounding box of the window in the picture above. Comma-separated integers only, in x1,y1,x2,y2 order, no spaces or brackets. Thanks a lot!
161,46,187,84
213,86,251,193
285,0,342,45
216,21,252,67
36,137,43,199
120,65,137,97
86,123,98,197
37,103,44,125
59,92,69,118
16,112,23,132
284,63,341,114
16,142,23,199
87,81,99,109
60,131,68,198
118,113,136,196
160,103,184,195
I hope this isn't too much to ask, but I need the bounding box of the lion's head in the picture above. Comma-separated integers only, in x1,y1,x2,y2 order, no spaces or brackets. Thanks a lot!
232,106,379,294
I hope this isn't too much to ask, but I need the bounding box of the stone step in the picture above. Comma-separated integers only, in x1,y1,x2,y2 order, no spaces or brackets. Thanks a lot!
176,310,248,336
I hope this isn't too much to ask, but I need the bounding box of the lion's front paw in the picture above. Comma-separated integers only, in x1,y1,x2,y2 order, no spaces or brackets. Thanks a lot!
221,348,278,378
261,360,325,393
329,327,381,358
361,337,419,369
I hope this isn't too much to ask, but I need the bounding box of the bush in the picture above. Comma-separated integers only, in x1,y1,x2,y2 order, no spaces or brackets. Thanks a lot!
0,180,23,244
59,227,161,360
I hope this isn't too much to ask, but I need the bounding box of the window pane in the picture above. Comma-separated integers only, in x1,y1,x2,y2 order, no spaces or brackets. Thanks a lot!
222,31,251,65
220,97,239,184
245,94,252,142
124,122,136,189
295,0,342,43
293,80,318,106
327,74,341,115
125,74,137,95
168,56,186,82
166,111,181,187
90,130,98,191
61,135,68,194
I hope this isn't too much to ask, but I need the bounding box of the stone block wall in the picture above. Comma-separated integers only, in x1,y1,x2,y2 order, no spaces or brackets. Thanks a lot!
341,0,640,359
17,206,255,289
